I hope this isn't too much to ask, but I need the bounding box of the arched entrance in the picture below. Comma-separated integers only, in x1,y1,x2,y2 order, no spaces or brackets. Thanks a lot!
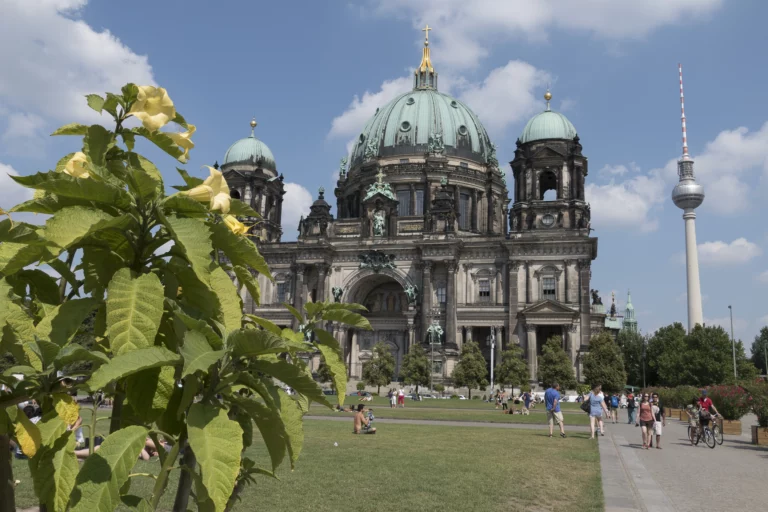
342,270,413,379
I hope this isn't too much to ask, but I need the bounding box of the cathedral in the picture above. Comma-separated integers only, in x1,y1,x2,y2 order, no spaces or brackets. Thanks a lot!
220,29,605,388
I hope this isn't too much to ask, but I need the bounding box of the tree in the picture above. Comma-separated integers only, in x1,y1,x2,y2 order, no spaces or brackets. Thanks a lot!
616,329,644,387
434,383,445,396
751,327,768,376
452,341,488,399
538,336,576,389
647,323,687,386
582,331,627,393
733,339,759,383
362,342,395,394
317,359,335,390
400,344,430,393
0,84,370,512
495,345,528,390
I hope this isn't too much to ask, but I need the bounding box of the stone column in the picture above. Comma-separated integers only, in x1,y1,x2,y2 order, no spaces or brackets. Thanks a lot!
350,330,359,378
563,260,571,303
463,263,472,304
578,260,591,349
525,261,531,304
292,263,305,329
420,261,433,342
471,190,478,231
446,260,458,346
407,322,415,353
409,184,416,216
495,262,503,305
568,323,578,365
316,264,328,302
526,323,537,383
494,326,503,368
508,262,520,344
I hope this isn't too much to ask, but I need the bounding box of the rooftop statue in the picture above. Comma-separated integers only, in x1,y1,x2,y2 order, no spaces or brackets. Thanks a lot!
486,142,499,168
339,156,348,177
428,132,444,155
590,289,603,306
364,136,379,160
404,284,419,305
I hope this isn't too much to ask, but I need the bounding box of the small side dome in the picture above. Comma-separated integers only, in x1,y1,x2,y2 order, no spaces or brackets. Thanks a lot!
520,92,577,143
222,118,277,171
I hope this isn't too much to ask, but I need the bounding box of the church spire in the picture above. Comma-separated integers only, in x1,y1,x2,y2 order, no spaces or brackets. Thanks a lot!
623,289,638,333
414,24,438,90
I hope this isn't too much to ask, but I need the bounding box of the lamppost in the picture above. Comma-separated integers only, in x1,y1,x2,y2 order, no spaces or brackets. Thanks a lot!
427,307,442,394
728,305,737,379
642,336,647,389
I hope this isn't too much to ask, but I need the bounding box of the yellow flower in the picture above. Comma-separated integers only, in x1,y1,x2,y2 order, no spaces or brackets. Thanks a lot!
184,166,231,213
63,152,90,179
167,124,196,163
129,85,176,132
223,215,248,235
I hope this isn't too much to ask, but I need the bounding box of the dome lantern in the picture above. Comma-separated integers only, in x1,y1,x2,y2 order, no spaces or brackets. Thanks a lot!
222,118,277,173
519,91,578,144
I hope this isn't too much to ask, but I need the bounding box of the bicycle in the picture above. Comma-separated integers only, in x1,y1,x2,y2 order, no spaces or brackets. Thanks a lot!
713,417,724,446
691,415,717,449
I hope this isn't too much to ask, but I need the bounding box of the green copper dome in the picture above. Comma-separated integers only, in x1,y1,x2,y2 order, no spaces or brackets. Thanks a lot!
222,121,276,171
349,88,494,166
520,95,577,143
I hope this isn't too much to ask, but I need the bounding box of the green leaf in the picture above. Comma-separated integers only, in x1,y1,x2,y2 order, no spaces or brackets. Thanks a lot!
81,246,124,296
69,425,149,512
11,171,133,210
209,266,242,335
161,194,209,217
87,346,181,391
244,314,281,336
86,94,105,113
187,403,243,512
167,298,223,350
313,329,347,405
162,214,213,285
103,93,120,116
0,219,44,244
131,127,186,162
171,167,204,191
35,297,99,346
47,258,78,289
42,207,119,250
125,365,175,423
233,265,260,306
229,328,305,359
121,83,139,104
83,124,113,168
228,199,260,218
180,330,224,378
29,430,78,512
9,268,60,304
54,344,109,369
172,111,189,129
321,309,372,329
0,242,54,276
126,152,163,200
120,495,153,512
283,303,303,323
231,396,286,471
272,389,304,467
250,359,330,407
209,222,272,279
177,374,199,418
51,123,89,136
106,268,164,355
234,410,253,448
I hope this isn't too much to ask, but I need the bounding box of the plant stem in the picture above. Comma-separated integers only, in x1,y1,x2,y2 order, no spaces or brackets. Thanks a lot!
0,434,15,512
109,393,124,434
149,434,182,509
172,444,196,512
89,398,101,456
58,250,76,303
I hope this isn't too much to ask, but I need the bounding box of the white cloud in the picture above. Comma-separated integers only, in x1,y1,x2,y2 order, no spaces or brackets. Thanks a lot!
372,0,723,69
695,238,762,265
328,76,412,139
0,162,34,211
0,0,155,137
758,271,768,284
703,316,747,338
2,112,47,157
455,60,550,134
585,172,665,232
599,162,640,177
281,183,313,241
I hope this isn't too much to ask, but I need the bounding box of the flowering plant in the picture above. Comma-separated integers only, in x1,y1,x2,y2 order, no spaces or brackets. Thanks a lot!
743,381,768,427
706,385,750,420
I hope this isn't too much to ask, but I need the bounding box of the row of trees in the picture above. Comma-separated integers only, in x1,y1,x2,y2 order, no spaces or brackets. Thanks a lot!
616,323,760,388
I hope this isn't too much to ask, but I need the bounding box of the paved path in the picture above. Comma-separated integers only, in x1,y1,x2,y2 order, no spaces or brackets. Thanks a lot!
305,415,590,430
599,410,767,512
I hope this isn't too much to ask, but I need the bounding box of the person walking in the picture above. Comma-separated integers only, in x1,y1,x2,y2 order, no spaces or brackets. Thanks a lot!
649,392,665,449
398,387,405,408
610,393,620,423
636,393,654,449
586,384,609,439
545,383,566,438
389,388,397,409
501,390,509,411
522,390,532,415
626,391,636,424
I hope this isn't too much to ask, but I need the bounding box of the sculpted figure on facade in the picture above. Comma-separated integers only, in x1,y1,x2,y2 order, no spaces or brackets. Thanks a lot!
404,283,419,306
359,250,396,272
373,209,386,236
339,156,348,178
486,142,499,168
427,320,444,344
428,132,444,155
332,286,343,303
364,136,379,160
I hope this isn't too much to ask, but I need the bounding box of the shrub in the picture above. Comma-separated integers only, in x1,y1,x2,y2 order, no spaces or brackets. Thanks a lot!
706,385,750,421
482,394,487,401
472,396,481,400
743,381,768,427
450,394,459,399
676,386,700,409
356,382,366,391
520,383,532,393
576,384,591,396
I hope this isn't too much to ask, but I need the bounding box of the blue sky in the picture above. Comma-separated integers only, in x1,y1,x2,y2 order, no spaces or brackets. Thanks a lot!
2,0,768,346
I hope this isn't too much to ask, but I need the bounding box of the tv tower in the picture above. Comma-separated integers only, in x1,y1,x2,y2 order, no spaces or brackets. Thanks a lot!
671,64,705,332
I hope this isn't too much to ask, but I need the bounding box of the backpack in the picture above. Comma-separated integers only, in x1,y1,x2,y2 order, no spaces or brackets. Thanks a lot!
611,395,619,408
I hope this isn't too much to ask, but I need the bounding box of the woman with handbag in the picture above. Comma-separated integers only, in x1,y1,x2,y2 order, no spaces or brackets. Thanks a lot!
585,384,609,439
636,393,654,449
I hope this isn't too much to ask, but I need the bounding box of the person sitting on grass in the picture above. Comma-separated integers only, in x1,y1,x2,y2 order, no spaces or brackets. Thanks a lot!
353,404,376,434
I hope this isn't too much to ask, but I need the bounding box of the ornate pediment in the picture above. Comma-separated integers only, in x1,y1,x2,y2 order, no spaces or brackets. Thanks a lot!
520,299,578,316
359,250,396,273
531,145,566,160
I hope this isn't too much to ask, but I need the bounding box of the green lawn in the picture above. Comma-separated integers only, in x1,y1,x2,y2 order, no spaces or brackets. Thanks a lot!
307,404,590,425
339,395,583,411
11,417,601,512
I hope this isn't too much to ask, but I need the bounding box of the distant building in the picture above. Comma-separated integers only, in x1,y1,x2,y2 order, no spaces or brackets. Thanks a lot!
622,290,638,333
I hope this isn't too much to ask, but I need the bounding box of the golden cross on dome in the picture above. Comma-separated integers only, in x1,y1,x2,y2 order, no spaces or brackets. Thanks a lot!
422,24,432,44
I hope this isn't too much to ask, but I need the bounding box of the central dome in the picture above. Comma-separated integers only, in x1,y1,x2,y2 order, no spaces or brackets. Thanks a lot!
350,89,493,166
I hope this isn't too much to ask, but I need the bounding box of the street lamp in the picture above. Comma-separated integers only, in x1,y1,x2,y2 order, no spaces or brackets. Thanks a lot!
428,307,442,394
488,327,496,392
642,336,646,389
728,305,737,379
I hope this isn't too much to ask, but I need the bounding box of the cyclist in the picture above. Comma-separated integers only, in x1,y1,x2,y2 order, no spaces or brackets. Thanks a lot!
697,389,720,438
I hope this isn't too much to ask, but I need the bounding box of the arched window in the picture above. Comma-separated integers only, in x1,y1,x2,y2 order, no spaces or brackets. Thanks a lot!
436,284,447,304
539,170,558,201
534,265,561,302
230,189,241,200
